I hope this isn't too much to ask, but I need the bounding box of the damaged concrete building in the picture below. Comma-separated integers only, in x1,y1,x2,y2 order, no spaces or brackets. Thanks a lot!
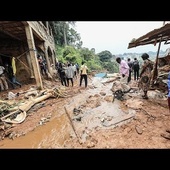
0,21,57,89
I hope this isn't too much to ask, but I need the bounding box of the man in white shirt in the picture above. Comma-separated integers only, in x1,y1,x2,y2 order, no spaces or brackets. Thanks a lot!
65,63,74,87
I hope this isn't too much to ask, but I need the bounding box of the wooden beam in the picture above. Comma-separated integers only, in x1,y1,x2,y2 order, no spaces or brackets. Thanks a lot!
0,28,21,41
25,24,43,89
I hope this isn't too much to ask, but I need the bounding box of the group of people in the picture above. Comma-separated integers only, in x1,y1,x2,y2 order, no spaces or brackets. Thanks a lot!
57,61,88,88
56,53,153,100
0,52,155,101
116,53,154,100
0,56,89,92
0,61,22,92
127,57,140,83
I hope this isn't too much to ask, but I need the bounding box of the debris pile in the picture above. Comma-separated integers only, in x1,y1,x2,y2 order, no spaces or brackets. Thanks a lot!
0,85,68,140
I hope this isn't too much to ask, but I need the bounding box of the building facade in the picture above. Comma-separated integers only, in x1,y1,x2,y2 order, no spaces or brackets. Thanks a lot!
0,21,57,89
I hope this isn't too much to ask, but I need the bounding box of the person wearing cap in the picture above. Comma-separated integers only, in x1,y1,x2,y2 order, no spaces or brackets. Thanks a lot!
138,53,154,99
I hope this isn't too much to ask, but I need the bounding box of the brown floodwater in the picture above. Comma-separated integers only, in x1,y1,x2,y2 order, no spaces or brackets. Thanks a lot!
0,76,132,148
0,112,72,148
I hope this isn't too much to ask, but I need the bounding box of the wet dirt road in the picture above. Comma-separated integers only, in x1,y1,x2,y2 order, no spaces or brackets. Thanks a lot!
0,76,134,148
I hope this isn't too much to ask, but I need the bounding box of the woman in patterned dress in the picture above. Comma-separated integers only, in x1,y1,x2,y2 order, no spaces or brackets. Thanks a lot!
138,53,154,99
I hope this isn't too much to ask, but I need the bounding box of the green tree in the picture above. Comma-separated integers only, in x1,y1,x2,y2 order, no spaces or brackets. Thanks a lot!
49,21,81,48
98,50,113,62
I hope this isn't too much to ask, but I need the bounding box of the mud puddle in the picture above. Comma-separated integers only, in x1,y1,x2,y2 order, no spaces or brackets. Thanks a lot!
0,77,135,148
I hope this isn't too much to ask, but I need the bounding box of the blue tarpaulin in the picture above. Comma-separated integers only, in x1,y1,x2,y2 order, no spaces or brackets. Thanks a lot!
95,73,107,78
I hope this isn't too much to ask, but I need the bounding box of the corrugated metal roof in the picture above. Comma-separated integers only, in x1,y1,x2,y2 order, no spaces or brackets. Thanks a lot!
128,22,170,49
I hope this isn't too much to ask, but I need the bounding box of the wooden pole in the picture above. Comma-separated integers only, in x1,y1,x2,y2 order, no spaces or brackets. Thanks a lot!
64,106,82,144
151,21,166,87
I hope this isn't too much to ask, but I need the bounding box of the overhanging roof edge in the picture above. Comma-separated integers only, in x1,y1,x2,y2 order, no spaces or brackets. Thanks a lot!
128,22,170,49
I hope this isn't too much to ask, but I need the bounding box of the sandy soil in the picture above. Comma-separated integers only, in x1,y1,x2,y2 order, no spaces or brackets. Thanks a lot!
0,76,170,149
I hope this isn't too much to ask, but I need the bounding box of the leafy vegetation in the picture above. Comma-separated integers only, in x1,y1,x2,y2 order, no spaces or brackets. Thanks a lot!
49,21,119,73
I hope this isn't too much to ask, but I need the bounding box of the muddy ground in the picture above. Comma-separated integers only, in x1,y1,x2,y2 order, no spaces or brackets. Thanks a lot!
0,75,170,149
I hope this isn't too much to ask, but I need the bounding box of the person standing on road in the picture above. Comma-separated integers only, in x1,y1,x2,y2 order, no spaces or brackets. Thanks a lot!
133,58,140,81
138,53,154,99
116,57,130,92
127,58,133,83
65,63,74,87
72,63,77,79
58,62,67,86
79,61,88,88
